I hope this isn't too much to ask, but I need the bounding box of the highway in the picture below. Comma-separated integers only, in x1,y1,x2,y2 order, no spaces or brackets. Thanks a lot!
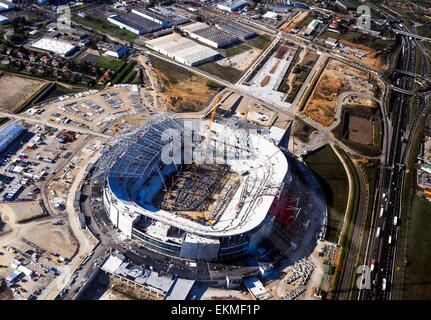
359,33,420,300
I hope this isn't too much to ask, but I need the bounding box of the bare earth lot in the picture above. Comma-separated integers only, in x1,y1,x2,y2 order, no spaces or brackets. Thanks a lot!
302,59,380,126
348,116,373,145
0,73,46,112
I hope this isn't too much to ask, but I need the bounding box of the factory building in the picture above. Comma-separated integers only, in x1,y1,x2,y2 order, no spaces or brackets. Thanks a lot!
217,0,249,12
335,0,356,11
180,22,238,48
0,14,10,25
146,33,220,66
0,0,15,11
107,13,163,35
132,7,189,27
305,19,321,35
0,123,25,154
132,8,171,28
31,37,78,56
104,45,127,58
217,23,255,39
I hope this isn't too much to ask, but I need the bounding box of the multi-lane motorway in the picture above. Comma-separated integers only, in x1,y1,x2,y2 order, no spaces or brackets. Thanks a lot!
360,31,428,300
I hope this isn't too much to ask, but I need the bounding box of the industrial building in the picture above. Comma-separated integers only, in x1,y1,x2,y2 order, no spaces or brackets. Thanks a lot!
180,22,238,48
217,23,255,39
95,114,295,262
305,19,321,35
0,123,25,154
103,45,127,58
145,33,220,66
217,0,249,12
0,14,10,24
0,0,15,11
132,6,189,27
31,37,78,56
107,13,162,35
335,0,356,11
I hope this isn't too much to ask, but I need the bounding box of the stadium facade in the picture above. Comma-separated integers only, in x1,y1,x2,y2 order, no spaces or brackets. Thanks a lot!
97,114,297,262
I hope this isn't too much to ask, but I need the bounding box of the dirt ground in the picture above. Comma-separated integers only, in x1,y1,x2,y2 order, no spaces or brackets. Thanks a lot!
280,11,310,33
216,47,262,71
348,116,373,145
1,202,46,224
155,71,219,113
0,203,78,299
338,40,387,70
0,73,46,112
99,286,133,300
302,59,379,126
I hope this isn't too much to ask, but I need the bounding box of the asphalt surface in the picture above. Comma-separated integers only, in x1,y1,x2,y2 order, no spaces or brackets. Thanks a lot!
360,33,422,300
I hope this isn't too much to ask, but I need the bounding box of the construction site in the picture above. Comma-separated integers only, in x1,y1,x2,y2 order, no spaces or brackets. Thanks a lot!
301,58,384,126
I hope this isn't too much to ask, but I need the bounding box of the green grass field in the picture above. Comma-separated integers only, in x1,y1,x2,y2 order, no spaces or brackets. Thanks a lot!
197,62,242,83
304,145,349,243
95,57,124,71
72,15,137,42
246,35,272,50
403,197,431,299
225,44,253,57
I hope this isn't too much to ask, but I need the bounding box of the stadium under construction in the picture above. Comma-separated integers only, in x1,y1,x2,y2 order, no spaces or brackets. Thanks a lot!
90,112,327,267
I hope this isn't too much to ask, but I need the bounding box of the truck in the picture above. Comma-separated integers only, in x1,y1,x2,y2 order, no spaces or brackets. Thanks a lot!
370,259,376,272
388,236,392,245
382,278,387,291
393,216,398,226
379,207,384,217
376,227,381,238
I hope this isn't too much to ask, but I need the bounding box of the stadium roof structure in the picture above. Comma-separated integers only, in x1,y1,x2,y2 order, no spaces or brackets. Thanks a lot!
96,114,288,237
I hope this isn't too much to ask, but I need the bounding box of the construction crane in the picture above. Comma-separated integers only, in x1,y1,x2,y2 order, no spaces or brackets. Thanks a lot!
206,95,221,130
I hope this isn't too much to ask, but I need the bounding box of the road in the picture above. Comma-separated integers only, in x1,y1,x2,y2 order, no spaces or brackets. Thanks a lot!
0,111,110,138
359,33,418,300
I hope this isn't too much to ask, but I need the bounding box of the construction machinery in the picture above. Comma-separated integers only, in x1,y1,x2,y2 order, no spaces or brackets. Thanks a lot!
205,95,221,130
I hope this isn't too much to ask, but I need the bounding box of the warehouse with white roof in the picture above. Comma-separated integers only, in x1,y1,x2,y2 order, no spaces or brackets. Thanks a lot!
0,14,10,25
180,22,238,48
146,33,220,66
32,37,78,56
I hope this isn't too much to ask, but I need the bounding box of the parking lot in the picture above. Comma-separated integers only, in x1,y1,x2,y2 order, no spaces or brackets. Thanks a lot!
29,85,155,136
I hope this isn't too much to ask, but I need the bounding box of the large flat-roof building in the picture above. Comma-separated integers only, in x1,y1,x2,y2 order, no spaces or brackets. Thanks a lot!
180,22,238,48
146,33,220,66
0,123,25,154
335,0,356,11
0,0,15,11
217,23,255,39
132,6,189,27
305,19,320,35
107,13,163,35
217,0,249,12
31,37,78,56
0,14,10,25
